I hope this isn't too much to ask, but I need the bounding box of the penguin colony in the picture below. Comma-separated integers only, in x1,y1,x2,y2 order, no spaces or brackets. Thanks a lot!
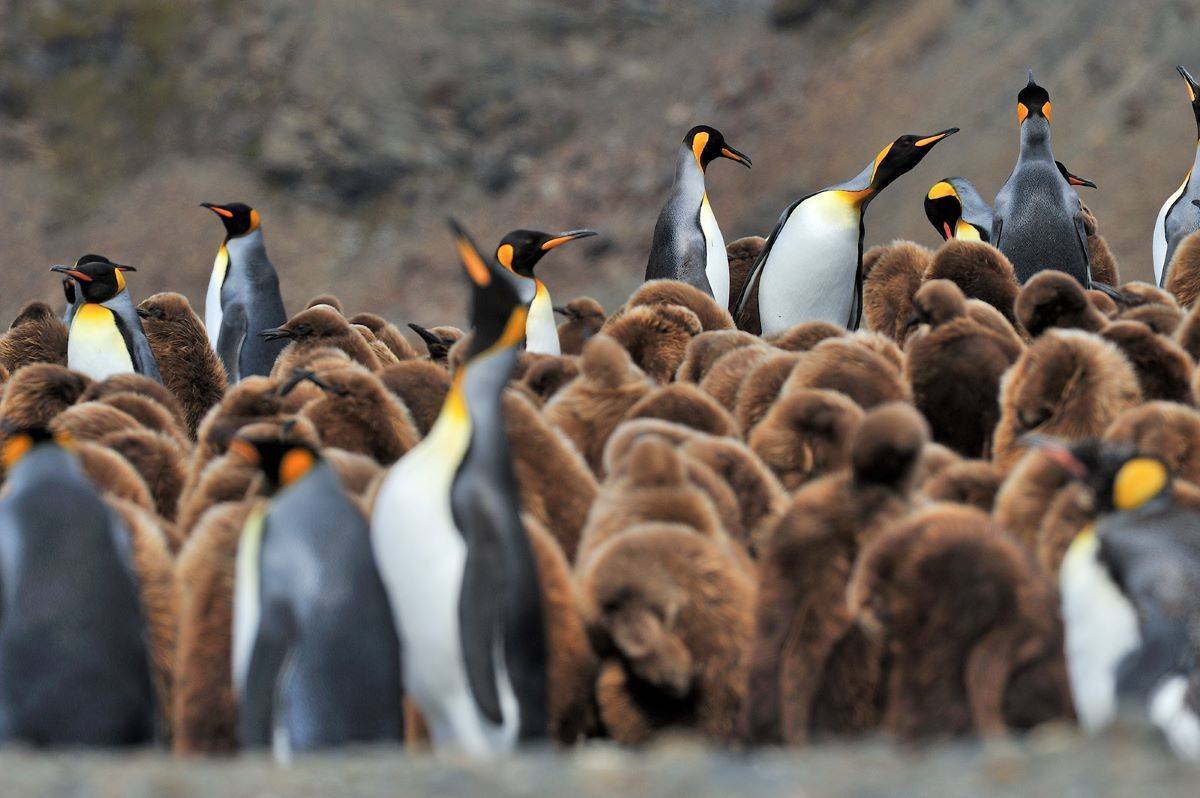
7,68,1200,764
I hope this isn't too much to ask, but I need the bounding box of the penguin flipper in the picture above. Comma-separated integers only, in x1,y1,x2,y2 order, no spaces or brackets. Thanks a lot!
131,325,163,384
457,520,505,725
239,601,295,749
1073,212,1095,289
216,304,248,383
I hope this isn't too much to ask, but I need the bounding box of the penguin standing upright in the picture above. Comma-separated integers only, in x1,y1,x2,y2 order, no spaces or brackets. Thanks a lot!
51,255,161,383
200,202,288,383
371,221,546,755
992,72,1092,286
646,125,752,309
924,177,993,242
495,228,597,355
1153,66,1200,287
231,435,403,759
736,127,957,334
0,427,156,746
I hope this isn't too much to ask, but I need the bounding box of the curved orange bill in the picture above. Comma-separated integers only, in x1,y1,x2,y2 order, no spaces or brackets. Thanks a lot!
540,230,599,251
201,202,234,219
719,145,752,168
914,128,959,148
49,265,92,282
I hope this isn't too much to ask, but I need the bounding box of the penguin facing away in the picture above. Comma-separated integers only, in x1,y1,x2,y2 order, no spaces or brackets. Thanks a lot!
924,177,993,242
737,127,957,334
646,125,752,309
370,220,546,755
231,436,403,759
495,228,597,356
0,428,156,746
1153,66,1200,287
51,255,161,384
201,202,288,383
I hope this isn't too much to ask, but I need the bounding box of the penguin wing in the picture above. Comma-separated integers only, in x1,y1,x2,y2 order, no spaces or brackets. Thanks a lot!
110,312,161,383
991,182,1013,247
216,303,248,383
456,499,505,725
1074,213,1095,288
733,195,809,321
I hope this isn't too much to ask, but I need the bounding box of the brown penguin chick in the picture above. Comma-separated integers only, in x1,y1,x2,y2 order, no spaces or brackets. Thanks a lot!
290,366,419,464
136,292,226,437
0,300,68,372
919,459,1004,512
744,402,928,744
623,382,739,438
1099,320,1194,404
406,323,463,365
100,429,188,527
697,344,774,413
579,522,756,745
924,240,1021,326
352,324,401,368
1167,228,1200,308
767,321,846,353
675,329,760,384
1179,297,1200,362
861,241,930,343
1080,204,1120,286
907,280,1022,457
305,294,344,313
624,279,735,332
1116,302,1183,337
518,354,580,406
0,363,89,428
965,299,1026,350
992,329,1142,470
554,297,607,355
320,447,383,500
847,504,1072,741
376,360,450,437
94,391,188,446
992,447,1079,554
1122,281,1179,308
1014,270,1108,338
542,335,655,476
1034,480,1095,576
268,305,381,375
49,401,144,442
747,388,864,491
1104,401,1200,485
726,236,765,317
912,442,962,490
79,372,189,433
600,303,703,384
1087,289,1119,317
780,336,911,412
733,351,803,434
347,312,418,361
74,440,156,513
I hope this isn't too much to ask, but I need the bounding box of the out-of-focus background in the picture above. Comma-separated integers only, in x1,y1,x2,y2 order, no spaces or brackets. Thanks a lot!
0,0,1196,327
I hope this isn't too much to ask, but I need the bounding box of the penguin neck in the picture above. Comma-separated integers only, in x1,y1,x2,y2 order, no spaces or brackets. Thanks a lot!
829,159,877,210
673,144,708,207
1018,118,1055,164
225,228,269,272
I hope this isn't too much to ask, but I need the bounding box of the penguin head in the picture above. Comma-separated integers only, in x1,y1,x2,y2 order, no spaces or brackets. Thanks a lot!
1017,71,1052,125
1178,65,1200,133
450,220,536,359
1055,161,1097,189
227,434,320,493
50,254,135,304
924,178,967,241
260,306,349,344
682,125,752,171
868,128,958,193
495,229,598,279
0,424,70,470
1024,436,1172,514
200,202,260,239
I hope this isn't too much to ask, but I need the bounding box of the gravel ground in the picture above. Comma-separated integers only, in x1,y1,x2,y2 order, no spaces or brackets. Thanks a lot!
1,723,1197,797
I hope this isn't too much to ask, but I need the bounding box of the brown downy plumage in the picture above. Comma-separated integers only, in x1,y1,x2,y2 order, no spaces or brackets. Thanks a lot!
1081,204,1120,286
726,236,765,317
848,504,1073,741
353,324,401,368
321,447,383,499
861,241,931,343
600,303,703,384
0,300,69,372
347,312,418,361
913,442,962,488
518,354,580,406
747,388,864,491
80,372,189,432
744,402,928,744
0,363,89,428
1180,298,1200,361
580,521,756,745
50,401,144,442
675,329,761,383
925,241,1020,325
992,447,1079,554
554,298,607,356
543,335,655,475
406,323,463,365
1015,270,1108,338
376,360,450,437
305,294,344,313
269,306,381,375
100,429,188,527
733,351,803,434
920,459,1004,512
624,382,739,438
907,280,1022,457
1117,301,1182,337
781,335,910,411
1104,401,1200,485
94,391,188,446
625,279,736,332
289,366,419,464
697,344,774,413
136,292,226,437
1166,228,1200,308
767,321,846,353
74,440,156,513
1087,289,1119,317
992,329,1141,470
1099,320,1193,403
1122,281,1178,307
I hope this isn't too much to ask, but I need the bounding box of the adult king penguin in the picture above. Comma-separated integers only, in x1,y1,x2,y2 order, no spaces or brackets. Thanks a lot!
736,127,957,333
231,431,403,760
495,228,597,355
51,255,161,383
645,125,752,308
371,220,546,755
0,427,155,745
1153,66,1200,287
201,202,288,382
992,71,1092,286
925,177,993,242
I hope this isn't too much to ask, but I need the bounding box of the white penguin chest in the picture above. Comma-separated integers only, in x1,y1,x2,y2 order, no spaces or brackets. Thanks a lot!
68,304,135,381
205,244,228,343
758,191,862,335
525,281,561,355
699,194,729,309
231,504,269,698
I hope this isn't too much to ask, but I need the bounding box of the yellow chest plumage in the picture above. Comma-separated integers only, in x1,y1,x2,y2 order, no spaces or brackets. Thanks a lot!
68,303,134,380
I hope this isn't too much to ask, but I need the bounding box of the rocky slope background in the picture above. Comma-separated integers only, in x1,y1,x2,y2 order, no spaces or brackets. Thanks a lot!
1,0,1197,327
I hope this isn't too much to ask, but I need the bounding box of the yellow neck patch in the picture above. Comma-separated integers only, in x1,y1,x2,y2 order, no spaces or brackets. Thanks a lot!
955,220,982,241
1113,457,1168,511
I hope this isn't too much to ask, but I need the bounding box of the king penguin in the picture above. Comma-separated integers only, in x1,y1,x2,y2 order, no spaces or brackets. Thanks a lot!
0,427,156,746
992,71,1092,286
201,202,288,383
495,228,597,355
231,434,403,760
1153,66,1200,287
736,127,957,334
51,255,161,383
645,125,752,309
371,220,546,755
924,177,993,242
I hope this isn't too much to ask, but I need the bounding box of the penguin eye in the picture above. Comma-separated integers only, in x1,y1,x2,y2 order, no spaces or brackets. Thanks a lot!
294,324,312,336
1017,407,1052,432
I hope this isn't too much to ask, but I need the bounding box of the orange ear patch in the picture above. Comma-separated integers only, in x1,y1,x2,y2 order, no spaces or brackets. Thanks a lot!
1017,102,1029,123
1043,101,1053,124
1,435,33,470
249,209,261,230
691,131,710,165
496,243,515,270
280,448,316,486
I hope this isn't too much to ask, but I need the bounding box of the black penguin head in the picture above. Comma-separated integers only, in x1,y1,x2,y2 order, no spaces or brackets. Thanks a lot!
450,219,536,359
1023,436,1171,514
1017,71,1052,125
1055,161,1097,189
200,202,259,239
925,179,966,240
869,128,958,193
682,125,752,171
494,229,598,279
50,254,135,304
227,435,320,493
0,424,68,470
1178,65,1200,134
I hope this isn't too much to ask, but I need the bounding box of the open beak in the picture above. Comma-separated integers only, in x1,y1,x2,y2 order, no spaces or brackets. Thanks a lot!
1179,65,1200,103
540,230,599,251
1017,434,1089,479
259,326,294,341
200,202,234,219
718,144,752,169
914,128,959,148
50,264,92,282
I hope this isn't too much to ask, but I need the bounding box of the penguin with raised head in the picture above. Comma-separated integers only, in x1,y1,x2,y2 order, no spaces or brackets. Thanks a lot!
495,228,597,355
646,125,752,309
737,127,957,334
200,202,288,383
51,255,161,383
924,177,993,242
992,72,1092,286
371,220,546,754
0,427,156,745
1153,66,1200,287
231,435,403,759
